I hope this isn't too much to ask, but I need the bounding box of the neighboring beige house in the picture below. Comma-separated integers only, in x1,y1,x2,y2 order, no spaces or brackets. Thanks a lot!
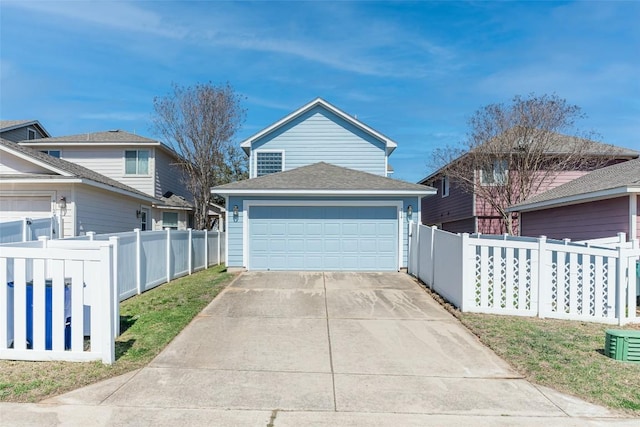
0,120,50,142
0,138,159,237
18,129,194,231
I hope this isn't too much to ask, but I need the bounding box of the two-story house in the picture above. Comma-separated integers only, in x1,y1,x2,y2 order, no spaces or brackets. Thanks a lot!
419,136,638,235
17,130,194,232
211,98,435,271
0,138,159,237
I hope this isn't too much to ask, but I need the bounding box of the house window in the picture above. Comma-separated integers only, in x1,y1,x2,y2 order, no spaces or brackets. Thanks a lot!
27,128,37,140
256,151,283,177
162,212,178,230
481,160,508,186
125,150,149,175
41,150,61,158
441,175,450,197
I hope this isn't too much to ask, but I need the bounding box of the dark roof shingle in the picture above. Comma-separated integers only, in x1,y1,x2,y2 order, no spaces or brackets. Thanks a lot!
212,162,434,194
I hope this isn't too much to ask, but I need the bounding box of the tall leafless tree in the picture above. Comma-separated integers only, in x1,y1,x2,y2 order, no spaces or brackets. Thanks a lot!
153,82,247,229
432,94,618,235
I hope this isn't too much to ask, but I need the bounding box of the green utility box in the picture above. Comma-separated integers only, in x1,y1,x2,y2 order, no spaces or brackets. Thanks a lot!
605,329,640,363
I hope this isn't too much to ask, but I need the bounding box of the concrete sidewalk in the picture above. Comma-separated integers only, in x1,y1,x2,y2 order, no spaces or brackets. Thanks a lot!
2,272,637,426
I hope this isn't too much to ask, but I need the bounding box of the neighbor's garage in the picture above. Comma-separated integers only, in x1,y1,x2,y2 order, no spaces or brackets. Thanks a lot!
248,205,399,271
0,196,52,221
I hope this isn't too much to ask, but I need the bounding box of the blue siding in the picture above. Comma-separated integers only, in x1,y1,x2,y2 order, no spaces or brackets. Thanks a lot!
225,196,418,270
250,106,387,176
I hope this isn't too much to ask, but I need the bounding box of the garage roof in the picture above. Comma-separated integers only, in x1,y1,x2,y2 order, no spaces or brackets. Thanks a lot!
212,162,436,196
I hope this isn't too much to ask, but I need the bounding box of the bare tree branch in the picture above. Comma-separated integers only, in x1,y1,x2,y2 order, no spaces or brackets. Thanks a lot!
432,94,619,234
152,82,247,229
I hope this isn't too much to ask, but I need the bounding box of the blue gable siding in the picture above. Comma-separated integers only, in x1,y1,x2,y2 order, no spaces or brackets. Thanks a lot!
225,195,419,270
250,106,387,177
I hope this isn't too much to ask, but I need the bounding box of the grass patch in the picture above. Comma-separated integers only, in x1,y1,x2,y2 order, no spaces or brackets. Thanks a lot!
0,265,236,403
457,312,640,414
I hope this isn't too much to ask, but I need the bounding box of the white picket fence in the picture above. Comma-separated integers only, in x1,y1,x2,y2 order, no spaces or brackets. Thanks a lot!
0,217,57,245
0,229,226,364
408,223,639,325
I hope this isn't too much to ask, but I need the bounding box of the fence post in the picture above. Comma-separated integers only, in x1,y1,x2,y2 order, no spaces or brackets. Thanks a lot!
22,218,29,242
429,226,436,288
537,236,550,318
188,228,193,275
166,228,172,283
615,246,630,326
38,235,49,248
99,244,115,364
460,233,471,311
415,223,421,280
87,232,96,241
204,229,209,269
217,229,221,266
134,228,142,294
109,236,120,338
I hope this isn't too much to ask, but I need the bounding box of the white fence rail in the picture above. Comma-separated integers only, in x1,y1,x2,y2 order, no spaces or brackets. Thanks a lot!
0,217,56,245
409,223,638,325
0,229,225,364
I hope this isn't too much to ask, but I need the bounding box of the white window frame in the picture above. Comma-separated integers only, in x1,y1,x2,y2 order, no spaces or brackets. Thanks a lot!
27,128,37,140
480,160,508,186
253,149,285,178
124,149,150,176
441,175,450,197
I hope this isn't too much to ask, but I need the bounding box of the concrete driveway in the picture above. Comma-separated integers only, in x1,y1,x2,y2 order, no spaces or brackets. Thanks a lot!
3,272,637,426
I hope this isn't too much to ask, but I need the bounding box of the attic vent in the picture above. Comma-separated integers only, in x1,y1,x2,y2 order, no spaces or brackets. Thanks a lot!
605,329,640,363
108,129,121,133
163,191,174,198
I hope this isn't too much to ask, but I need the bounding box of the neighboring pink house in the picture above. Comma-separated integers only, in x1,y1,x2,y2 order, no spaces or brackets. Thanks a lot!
419,141,638,235
509,158,640,241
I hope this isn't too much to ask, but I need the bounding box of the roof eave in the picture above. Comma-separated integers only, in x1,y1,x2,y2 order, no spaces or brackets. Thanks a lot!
508,186,640,212
211,189,436,197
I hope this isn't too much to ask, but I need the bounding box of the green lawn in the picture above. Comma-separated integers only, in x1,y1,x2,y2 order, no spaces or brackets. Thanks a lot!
0,265,236,403
458,312,640,414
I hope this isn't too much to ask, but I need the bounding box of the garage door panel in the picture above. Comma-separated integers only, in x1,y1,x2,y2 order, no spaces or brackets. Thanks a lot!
249,205,398,271
0,196,52,221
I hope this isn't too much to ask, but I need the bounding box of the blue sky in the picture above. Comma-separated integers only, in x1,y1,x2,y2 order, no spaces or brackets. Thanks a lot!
1,1,638,183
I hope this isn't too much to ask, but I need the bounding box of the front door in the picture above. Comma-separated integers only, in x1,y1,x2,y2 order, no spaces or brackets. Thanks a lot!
140,208,150,231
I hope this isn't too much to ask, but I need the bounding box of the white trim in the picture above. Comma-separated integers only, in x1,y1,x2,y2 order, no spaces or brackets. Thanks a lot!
123,148,152,177
243,199,404,270
240,98,397,154
252,149,285,178
510,186,640,212
0,120,51,137
0,178,83,185
213,189,434,196
630,194,637,240
441,175,450,198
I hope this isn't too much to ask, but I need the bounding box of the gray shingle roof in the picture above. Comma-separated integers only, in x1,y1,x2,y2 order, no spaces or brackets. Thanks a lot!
510,159,640,210
0,137,158,202
0,120,36,130
212,162,435,194
22,129,158,143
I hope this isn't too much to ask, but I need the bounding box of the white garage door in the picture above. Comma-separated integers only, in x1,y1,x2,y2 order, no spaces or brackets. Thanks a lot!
249,205,399,271
0,196,52,221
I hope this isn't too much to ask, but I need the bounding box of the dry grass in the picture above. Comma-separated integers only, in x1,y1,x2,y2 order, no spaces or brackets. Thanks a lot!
0,265,236,403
